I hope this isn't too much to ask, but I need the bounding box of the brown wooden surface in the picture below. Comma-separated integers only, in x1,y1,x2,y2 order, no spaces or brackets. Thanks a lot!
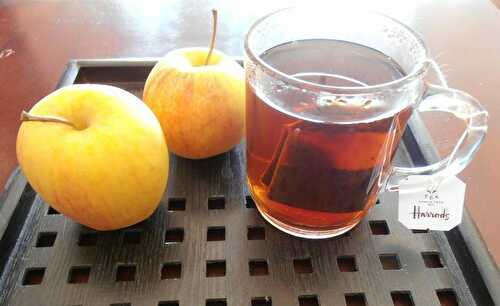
1,0,500,266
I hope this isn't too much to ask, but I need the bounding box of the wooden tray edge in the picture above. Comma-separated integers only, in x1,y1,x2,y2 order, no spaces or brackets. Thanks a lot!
0,57,497,304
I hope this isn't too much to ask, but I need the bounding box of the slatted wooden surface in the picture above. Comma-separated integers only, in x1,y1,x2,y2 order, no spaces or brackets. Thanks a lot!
0,62,485,306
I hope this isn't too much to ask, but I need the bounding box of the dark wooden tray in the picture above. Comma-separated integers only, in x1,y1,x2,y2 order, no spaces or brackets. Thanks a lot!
0,59,498,306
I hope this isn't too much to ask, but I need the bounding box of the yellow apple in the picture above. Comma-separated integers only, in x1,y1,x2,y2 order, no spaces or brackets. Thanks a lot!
143,47,245,159
16,84,169,230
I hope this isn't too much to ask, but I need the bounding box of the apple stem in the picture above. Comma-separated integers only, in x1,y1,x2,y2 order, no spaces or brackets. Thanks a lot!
204,9,218,66
20,110,76,129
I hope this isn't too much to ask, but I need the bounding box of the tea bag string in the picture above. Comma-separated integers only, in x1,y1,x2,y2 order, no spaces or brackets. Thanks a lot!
424,58,468,191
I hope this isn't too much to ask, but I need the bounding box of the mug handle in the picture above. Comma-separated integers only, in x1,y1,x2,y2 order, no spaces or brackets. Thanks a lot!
386,84,488,191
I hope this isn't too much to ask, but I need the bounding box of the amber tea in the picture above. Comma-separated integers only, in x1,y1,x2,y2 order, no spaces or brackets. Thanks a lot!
246,39,413,235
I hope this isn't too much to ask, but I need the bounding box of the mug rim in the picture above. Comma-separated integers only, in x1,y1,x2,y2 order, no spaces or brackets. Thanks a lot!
244,6,431,94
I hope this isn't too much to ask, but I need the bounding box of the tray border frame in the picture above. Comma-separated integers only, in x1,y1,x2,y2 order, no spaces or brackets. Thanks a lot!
0,57,497,305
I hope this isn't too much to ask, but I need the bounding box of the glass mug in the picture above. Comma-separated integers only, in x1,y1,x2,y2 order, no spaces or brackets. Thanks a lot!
244,7,488,238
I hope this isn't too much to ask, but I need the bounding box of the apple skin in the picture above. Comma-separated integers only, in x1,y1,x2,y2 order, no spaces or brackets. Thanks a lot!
143,47,245,159
16,84,169,230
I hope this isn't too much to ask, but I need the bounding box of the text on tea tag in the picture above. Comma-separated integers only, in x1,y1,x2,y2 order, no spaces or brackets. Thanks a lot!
398,176,465,231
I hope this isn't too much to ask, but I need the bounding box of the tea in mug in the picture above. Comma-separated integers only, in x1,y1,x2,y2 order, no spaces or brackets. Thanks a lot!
246,39,413,232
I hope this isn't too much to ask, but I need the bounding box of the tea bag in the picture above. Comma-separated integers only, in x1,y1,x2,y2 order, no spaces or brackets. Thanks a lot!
261,121,302,186
261,124,372,213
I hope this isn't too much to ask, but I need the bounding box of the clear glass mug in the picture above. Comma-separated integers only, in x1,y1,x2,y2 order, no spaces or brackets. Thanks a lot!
244,7,488,239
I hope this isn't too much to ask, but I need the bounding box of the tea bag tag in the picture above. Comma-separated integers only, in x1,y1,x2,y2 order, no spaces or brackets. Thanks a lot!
398,175,466,231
